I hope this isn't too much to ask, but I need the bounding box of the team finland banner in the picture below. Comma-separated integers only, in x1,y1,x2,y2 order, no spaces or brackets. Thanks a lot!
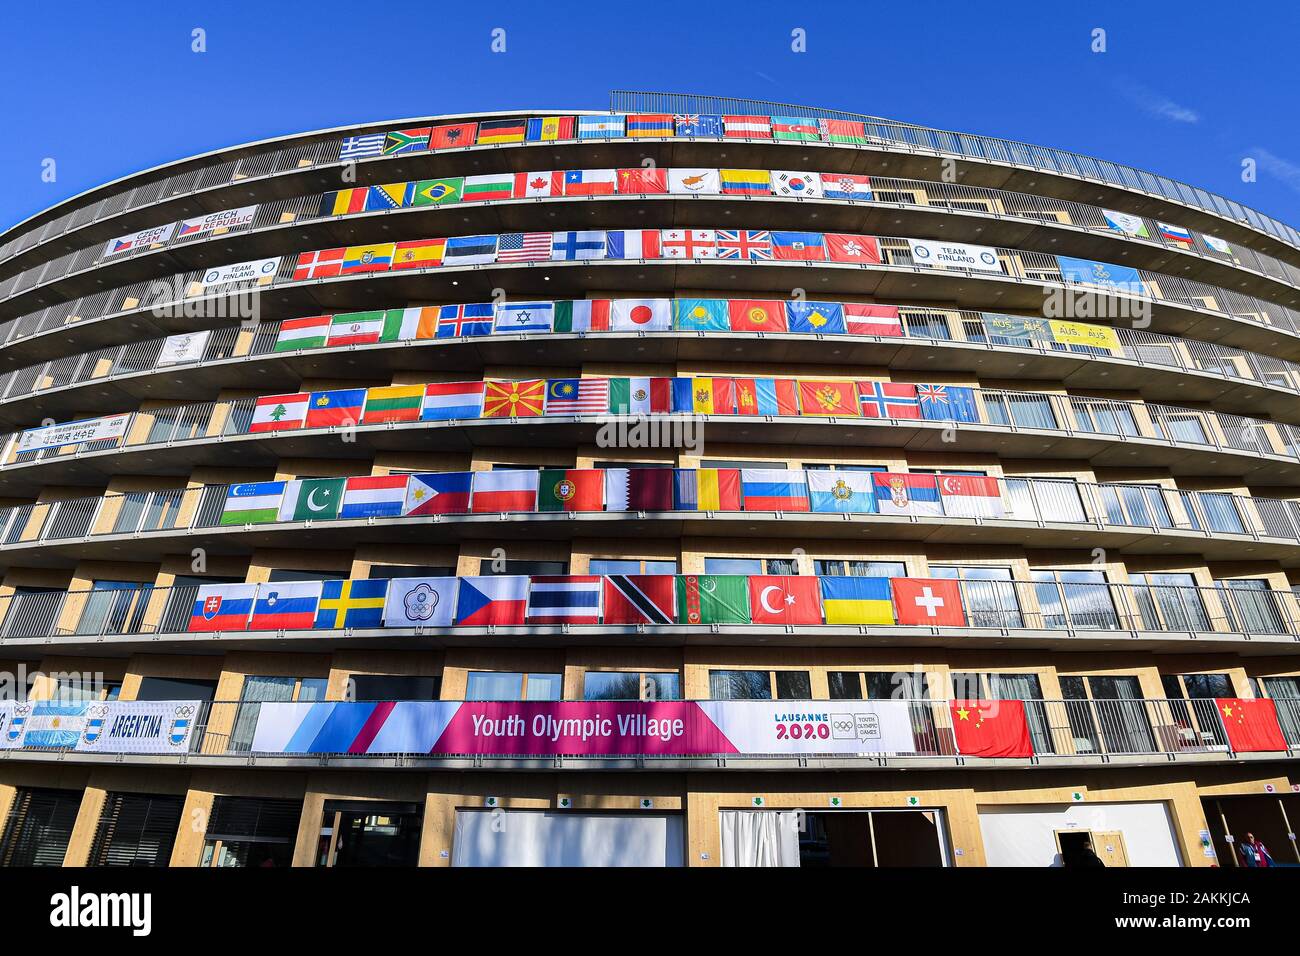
197,257,281,289
907,239,1003,273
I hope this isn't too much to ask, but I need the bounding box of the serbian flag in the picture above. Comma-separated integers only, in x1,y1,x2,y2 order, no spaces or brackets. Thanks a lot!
937,475,1005,518
729,299,787,333
825,234,881,264
798,380,859,417
740,469,811,512
1217,699,1288,752
892,578,965,627
455,576,528,626
844,304,903,336
616,168,668,193
951,700,1034,758
525,576,603,625
603,575,675,624
748,576,823,624
471,470,539,513
734,378,799,416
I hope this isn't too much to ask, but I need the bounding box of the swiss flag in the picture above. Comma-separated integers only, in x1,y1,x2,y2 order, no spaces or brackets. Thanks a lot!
892,578,965,627
748,576,823,625
616,168,668,194
950,700,1034,758
1216,699,1288,752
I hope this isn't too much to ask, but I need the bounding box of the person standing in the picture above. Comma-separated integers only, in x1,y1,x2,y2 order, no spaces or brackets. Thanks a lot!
1239,832,1275,867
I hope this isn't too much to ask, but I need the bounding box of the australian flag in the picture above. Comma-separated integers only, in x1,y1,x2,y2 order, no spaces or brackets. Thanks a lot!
674,114,724,137
918,384,980,422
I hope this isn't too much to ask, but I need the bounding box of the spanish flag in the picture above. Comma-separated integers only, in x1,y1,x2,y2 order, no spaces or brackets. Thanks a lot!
482,380,546,418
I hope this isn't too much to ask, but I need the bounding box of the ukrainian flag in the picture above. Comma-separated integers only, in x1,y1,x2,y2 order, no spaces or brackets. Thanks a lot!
818,576,894,625
314,579,389,629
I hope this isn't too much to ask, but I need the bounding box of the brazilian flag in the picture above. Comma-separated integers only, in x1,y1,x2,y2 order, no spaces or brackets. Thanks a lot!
412,177,463,206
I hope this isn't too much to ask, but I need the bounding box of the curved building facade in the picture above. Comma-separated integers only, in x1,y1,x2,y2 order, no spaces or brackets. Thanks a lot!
0,92,1297,869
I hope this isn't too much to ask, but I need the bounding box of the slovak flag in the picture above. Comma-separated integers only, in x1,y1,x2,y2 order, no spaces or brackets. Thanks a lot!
892,577,965,627
455,576,529,626
189,584,256,632
937,475,1005,518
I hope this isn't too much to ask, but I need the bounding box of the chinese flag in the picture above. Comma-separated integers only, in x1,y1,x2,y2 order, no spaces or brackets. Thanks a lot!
1217,699,1288,752
950,700,1034,758
616,168,668,194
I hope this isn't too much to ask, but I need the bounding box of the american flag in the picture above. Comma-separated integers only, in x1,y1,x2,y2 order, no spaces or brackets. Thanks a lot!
545,378,610,414
496,232,553,262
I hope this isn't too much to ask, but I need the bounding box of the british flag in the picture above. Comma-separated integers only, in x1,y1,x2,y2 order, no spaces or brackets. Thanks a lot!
716,230,773,260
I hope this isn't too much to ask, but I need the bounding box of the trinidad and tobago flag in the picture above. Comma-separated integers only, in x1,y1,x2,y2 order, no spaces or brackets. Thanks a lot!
602,575,676,624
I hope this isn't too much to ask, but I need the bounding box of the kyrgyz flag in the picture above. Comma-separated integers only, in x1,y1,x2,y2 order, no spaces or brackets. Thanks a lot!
950,700,1034,758
1216,699,1288,752
675,575,750,625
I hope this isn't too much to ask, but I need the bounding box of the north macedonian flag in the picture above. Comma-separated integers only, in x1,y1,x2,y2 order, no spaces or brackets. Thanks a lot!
482,380,546,418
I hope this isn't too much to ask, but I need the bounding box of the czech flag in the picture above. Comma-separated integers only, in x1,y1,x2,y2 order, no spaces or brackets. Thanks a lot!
455,576,529,626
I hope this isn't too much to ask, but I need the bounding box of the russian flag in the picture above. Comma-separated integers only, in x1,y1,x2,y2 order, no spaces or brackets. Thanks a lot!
740,469,811,512
189,583,256,632
422,381,486,420
339,475,409,519
471,470,540,513
249,581,323,630
525,576,603,624
456,576,529,626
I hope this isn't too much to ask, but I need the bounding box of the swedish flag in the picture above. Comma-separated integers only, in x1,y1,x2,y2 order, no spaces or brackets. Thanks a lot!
314,579,389,629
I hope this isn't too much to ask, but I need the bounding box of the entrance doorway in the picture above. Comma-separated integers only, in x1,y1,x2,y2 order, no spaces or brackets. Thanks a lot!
1055,828,1128,866
720,808,950,866
316,801,423,867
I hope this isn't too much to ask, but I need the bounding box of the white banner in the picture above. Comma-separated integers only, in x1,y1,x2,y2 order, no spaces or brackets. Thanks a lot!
6,700,200,753
16,412,131,454
198,257,281,289
907,238,1003,273
696,700,921,754
103,222,176,257
0,701,16,749
178,204,259,238
155,329,212,366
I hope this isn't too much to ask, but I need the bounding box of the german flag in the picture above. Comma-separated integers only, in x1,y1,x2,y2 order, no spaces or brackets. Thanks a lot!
482,380,545,418
476,118,527,144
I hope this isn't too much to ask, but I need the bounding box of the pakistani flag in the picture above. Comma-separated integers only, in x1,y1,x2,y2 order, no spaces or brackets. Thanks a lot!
675,575,751,624
278,477,345,521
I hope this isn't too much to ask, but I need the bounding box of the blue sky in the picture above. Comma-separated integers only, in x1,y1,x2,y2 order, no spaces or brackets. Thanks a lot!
2,0,1298,231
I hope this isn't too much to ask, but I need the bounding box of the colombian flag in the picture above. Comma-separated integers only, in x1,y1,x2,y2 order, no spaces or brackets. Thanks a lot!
818,576,895,625
482,380,546,418
720,168,771,196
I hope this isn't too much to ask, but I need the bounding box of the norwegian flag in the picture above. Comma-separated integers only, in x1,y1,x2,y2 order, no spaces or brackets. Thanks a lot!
716,230,773,260
857,382,921,419
661,229,717,259
293,248,345,281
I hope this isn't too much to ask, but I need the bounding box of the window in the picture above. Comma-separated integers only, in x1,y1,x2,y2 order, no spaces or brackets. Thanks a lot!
1070,399,1139,437
1217,579,1288,634
267,569,345,582
479,559,568,575
1084,675,1156,753
135,676,217,701
704,557,798,575
902,312,952,340
465,672,561,701
348,675,439,700
1155,412,1209,445
583,672,681,700
982,392,1057,429
88,792,184,867
1031,570,1119,629
1178,673,1234,699
230,675,327,751
1196,493,1245,534
74,580,152,636
929,566,1022,627
588,559,678,574
49,676,120,703
1262,677,1300,746
708,670,811,700
829,671,929,700
1,586,64,639
802,464,885,472
815,560,906,578
0,787,81,866
701,459,785,469
1130,573,1210,631
369,565,455,578
201,796,303,868
1099,484,1173,529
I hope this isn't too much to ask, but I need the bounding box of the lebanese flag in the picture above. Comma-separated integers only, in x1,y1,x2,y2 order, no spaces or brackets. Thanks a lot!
250,393,308,432
825,234,882,264
937,475,1005,518
844,304,903,336
748,576,823,625
602,575,675,624
616,168,668,194
950,700,1035,758
470,470,539,513
728,299,788,333
892,578,965,627
1217,699,1289,752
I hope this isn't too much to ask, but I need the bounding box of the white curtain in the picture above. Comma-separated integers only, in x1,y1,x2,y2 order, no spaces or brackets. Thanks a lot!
719,810,801,867
452,811,683,867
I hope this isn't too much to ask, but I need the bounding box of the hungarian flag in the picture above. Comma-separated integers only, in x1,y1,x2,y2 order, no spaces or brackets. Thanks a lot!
616,168,668,194
728,299,787,333
1217,699,1288,752
676,575,751,624
603,575,675,624
892,578,965,627
748,576,823,625
537,469,604,512
274,315,330,352
950,700,1034,758
482,380,545,418
604,467,675,511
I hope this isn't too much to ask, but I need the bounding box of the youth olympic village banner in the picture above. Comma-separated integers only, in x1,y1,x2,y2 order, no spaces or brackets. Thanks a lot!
0,700,199,754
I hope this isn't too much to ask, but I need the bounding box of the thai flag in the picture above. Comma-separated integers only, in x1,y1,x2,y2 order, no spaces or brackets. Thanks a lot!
455,576,529,626
339,475,409,518
740,469,811,512
525,576,603,624
249,581,323,631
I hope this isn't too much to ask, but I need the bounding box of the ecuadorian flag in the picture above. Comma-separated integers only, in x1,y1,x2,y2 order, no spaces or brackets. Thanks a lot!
819,576,895,625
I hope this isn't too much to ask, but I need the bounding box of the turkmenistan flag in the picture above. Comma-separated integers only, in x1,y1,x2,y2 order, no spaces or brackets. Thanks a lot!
412,177,463,206
277,477,345,522
675,575,750,625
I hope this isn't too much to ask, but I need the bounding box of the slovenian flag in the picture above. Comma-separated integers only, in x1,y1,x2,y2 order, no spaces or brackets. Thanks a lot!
818,577,894,625
740,469,811,512
1158,221,1193,246
250,581,323,631
455,576,529,626
808,470,877,513
339,475,409,519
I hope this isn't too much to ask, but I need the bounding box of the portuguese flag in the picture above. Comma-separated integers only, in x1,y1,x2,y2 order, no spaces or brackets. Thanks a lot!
676,575,750,625
537,469,604,512
950,700,1034,758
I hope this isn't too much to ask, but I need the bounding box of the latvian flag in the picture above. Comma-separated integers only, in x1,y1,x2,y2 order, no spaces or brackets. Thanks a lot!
723,115,772,138
525,576,603,624
602,575,676,624
844,304,903,336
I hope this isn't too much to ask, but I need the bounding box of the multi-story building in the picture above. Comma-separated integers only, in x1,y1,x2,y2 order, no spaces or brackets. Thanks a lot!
0,92,1298,868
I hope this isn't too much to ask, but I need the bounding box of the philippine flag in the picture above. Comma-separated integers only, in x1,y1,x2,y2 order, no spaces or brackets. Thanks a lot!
455,576,529,626
189,583,257,632
249,581,323,631
403,472,473,516
470,470,540,513
422,382,486,420
525,576,603,624
740,469,811,512
873,473,943,516
339,475,409,519
937,475,1005,518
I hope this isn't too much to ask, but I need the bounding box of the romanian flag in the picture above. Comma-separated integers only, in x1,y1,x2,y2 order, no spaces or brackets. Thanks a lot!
477,118,527,144
818,576,894,625
392,239,446,270
720,168,771,195
361,385,425,423
482,380,546,418
341,243,396,274
626,113,674,137
672,468,742,511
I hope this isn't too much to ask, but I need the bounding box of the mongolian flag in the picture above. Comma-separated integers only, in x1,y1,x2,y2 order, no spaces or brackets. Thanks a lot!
734,378,799,417
482,380,546,418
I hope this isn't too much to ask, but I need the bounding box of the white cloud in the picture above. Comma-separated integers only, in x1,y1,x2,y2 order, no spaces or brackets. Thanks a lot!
1252,148,1300,194
1115,79,1200,124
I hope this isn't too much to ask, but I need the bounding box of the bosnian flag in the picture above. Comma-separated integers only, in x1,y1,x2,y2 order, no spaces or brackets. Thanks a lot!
873,473,943,516
471,470,540,513
403,472,473,516
422,382,486,420
456,576,529,626
844,304,903,336
339,475,409,518
525,576,603,624
937,475,1005,518
249,581,323,630
189,583,256,632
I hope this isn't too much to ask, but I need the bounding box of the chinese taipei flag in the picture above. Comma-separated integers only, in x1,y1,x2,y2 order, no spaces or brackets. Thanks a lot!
950,700,1034,758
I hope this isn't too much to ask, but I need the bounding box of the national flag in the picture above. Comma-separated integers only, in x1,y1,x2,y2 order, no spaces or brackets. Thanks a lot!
690,377,736,414
716,230,773,260
219,482,285,525
538,469,604,511
476,118,527,144
668,168,721,194
674,298,729,331
496,232,554,262
728,299,787,332
526,116,576,141
772,171,823,198
722,115,771,138
470,470,539,513
1158,221,1193,247
422,382,486,420
719,168,771,195
772,116,819,141
314,579,389,629
821,173,873,200
361,385,425,423
662,229,716,258
363,182,414,210
411,178,463,205
563,169,617,196
874,473,942,516
844,304,903,337
436,303,494,337
482,379,546,418
808,470,877,513
602,575,675,624
383,128,430,155
391,239,446,270
339,133,385,159
552,230,607,260
250,393,308,432
616,167,668,193
669,377,697,409
734,378,799,416
1216,699,1289,752
317,187,367,216
892,577,965,627
526,576,603,624
917,384,980,422
818,118,869,145
274,315,330,352
937,475,1005,518
380,307,437,341
304,388,366,428
741,469,810,511
798,380,860,417
603,468,675,511
607,377,675,414
341,243,395,274
950,700,1034,758
673,469,742,511
403,471,473,516
327,310,384,345
605,230,662,259
339,474,409,518
428,122,477,149
676,575,750,624
455,576,528,626
292,248,345,281
625,114,673,137
383,577,457,627
189,583,256,631
250,581,323,630
771,231,826,261
857,381,921,418
462,173,517,202
818,576,894,625
786,300,845,334
825,234,881,264
545,378,609,415
673,114,723,137
554,299,610,332
494,301,554,333
442,234,497,265
607,298,671,331
278,477,345,521
516,171,565,197
748,576,823,625
577,115,625,139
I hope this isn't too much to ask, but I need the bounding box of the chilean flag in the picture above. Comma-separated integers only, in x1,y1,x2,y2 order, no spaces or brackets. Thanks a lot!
456,576,528,626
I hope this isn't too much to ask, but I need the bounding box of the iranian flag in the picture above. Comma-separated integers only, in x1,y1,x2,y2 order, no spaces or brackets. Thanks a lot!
274,315,330,352
250,393,308,432
537,469,604,512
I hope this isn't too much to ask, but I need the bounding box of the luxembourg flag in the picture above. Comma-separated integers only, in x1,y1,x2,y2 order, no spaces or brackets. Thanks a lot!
339,475,409,518
807,470,876,513
874,473,943,516
470,469,540,512
937,474,1005,518
525,576,603,624
740,469,811,512
249,581,323,630
455,576,529,626
422,382,486,420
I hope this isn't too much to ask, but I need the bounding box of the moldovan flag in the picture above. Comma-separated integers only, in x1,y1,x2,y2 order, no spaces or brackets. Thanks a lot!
728,299,787,332
722,115,772,138
250,393,308,432
470,470,539,513
798,380,860,417
602,575,675,624
303,388,366,428
808,470,876,513
1217,699,1288,752
673,469,742,511
422,381,486,420
274,315,330,351
455,576,528,626
734,378,799,416
690,377,736,414
740,469,811,512
616,168,668,193
537,469,604,512
482,380,546,418
844,304,903,337
250,581,323,631
818,576,894,625
391,239,446,270
603,468,675,511
525,576,603,624
950,700,1034,758
676,575,751,624
892,577,965,627
937,475,1005,518
361,385,424,423
607,377,674,414
403,472,473,516
748,576,823,624
825,234,881,264
189,583,256,632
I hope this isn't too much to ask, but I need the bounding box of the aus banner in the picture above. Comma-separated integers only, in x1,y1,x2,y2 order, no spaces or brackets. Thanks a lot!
4,701,200,753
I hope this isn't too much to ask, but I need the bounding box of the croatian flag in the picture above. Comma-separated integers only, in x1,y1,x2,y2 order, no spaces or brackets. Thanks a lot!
525,576,603,624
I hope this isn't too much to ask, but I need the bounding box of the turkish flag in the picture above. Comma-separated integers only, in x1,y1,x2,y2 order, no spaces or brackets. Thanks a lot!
1216,699,1288,752
950,700,1034,758
747,576,824,625
892,578,965,627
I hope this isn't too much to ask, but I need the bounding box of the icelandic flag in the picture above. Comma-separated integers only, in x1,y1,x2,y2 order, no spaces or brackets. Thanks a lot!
674,114,723,137
455,576,529,626
818,577,895,625
339,475,409,518
874,473,943,516
313,579,389,629
525,575,603,624
250,581,323,630
422,382,486,420
786,300,845,334
436,303,494,337
917,384,980,422
494,301,554,333
552,230,607,260
403,472,473,516
740,469,811,512
189,583,256,632
937,475,1005,518
808,470,877,513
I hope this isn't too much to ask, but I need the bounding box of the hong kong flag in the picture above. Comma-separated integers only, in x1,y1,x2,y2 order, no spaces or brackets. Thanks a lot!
748,576,824,625
892,577,965,627
950,700,1035,758
1216,699,1288,752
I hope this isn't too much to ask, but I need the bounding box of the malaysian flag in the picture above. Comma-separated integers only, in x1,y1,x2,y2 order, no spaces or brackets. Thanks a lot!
545,378,610,414
497,232,553,262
